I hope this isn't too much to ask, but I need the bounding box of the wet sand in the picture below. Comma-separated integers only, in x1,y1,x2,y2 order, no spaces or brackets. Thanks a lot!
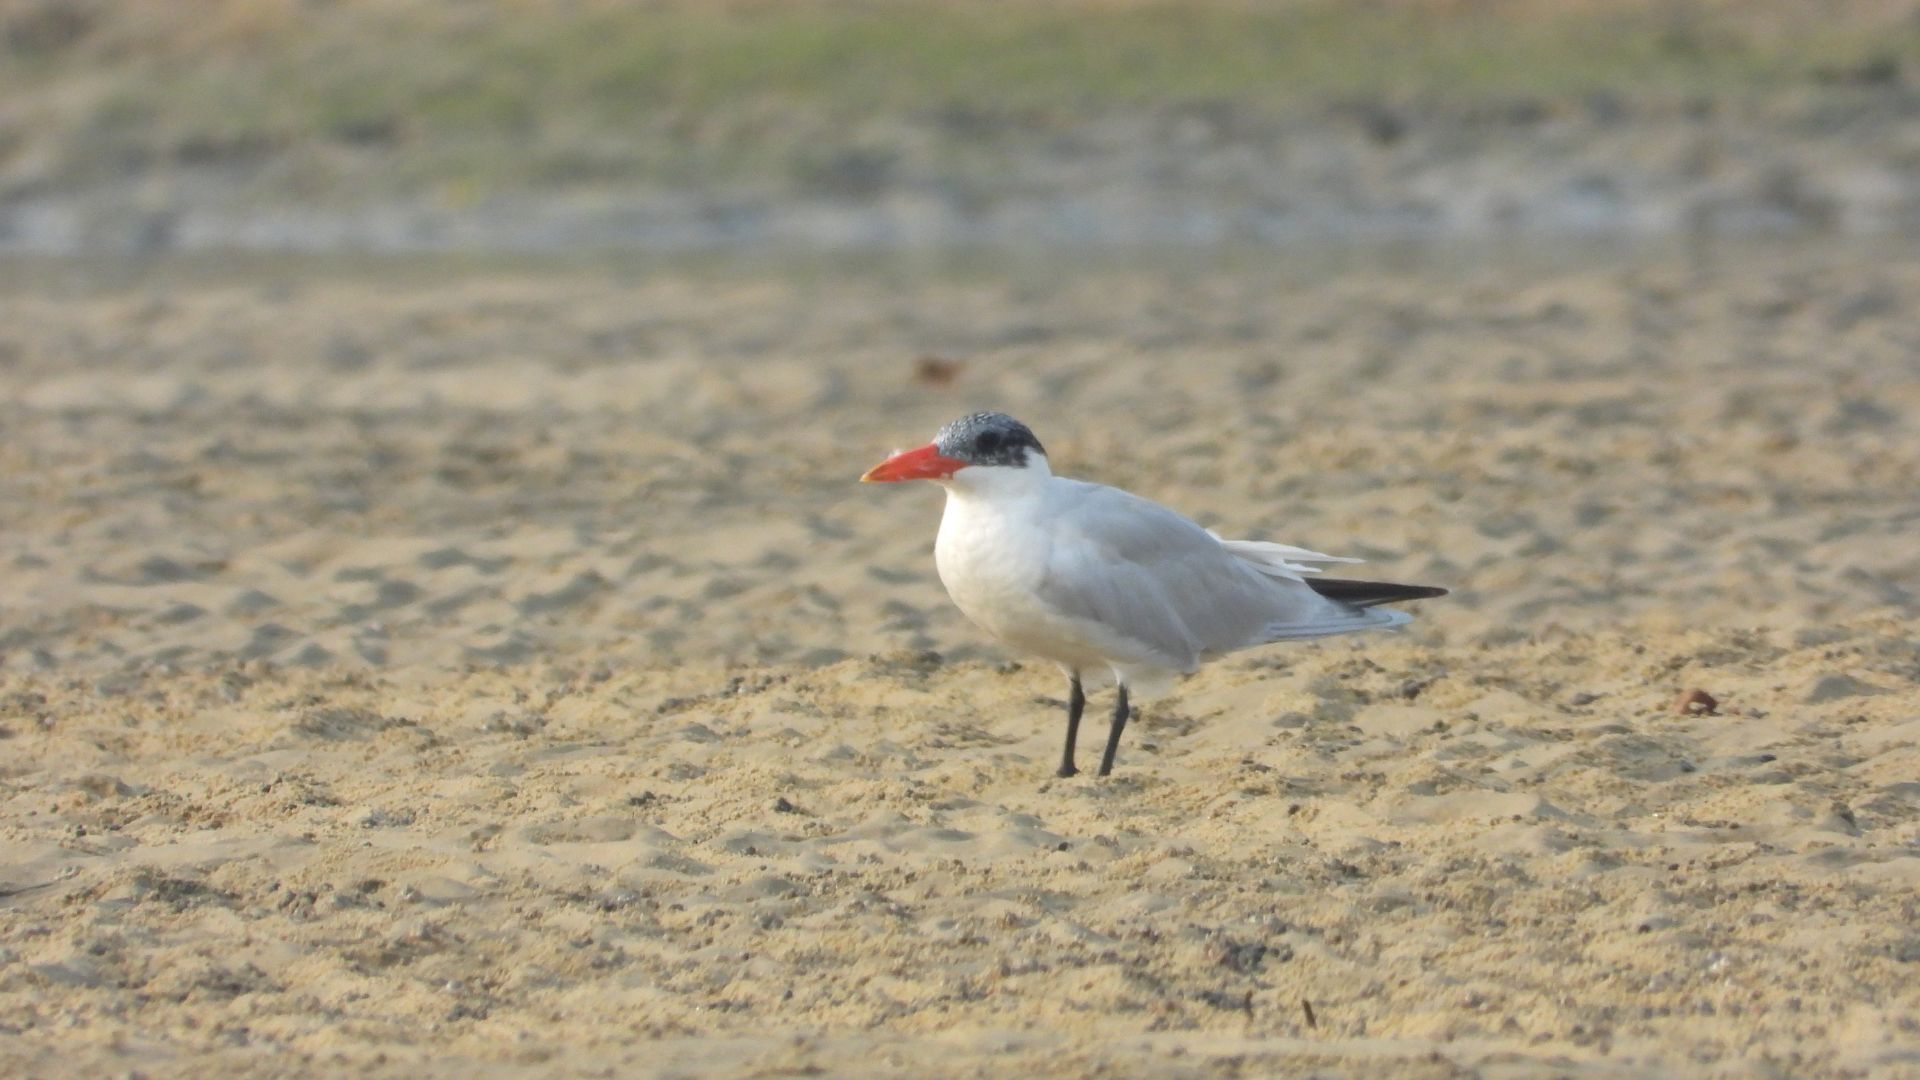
1,248,1917,1076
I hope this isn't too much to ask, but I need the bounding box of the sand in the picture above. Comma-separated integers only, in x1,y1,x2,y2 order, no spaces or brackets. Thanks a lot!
1,247,1918,1077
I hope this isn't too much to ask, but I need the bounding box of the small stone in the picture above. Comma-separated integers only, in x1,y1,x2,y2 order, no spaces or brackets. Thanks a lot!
1672,689,1717,716
913,355,964,386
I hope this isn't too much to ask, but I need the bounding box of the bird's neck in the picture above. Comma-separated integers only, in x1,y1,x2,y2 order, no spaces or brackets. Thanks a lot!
940,454,1054,507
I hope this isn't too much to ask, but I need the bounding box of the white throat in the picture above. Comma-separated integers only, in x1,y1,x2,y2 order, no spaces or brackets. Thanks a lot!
938,451,1053,503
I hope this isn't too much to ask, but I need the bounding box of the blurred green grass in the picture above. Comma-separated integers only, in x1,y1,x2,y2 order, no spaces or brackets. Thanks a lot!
3,0,1917,198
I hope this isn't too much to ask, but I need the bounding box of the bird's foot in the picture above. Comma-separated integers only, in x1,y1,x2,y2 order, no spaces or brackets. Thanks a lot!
1055,764,1079,779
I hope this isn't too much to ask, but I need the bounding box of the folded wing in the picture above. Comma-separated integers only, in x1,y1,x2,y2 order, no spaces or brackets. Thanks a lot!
1034,482,1388,669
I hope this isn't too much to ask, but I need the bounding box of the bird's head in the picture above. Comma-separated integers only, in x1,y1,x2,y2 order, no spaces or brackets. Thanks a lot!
861,411,1047,485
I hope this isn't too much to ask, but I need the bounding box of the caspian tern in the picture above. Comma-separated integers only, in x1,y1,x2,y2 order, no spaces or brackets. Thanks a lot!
862,411,1446,778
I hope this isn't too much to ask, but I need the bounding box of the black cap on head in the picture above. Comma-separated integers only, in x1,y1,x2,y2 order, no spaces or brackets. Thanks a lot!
933,411,1045,468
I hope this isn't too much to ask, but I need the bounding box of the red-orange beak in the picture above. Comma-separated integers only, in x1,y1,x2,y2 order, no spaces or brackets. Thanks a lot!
860,443,968,483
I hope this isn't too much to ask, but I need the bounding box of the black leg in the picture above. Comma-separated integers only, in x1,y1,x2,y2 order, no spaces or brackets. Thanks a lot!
1098,683,1130,777
1057,674,1084,778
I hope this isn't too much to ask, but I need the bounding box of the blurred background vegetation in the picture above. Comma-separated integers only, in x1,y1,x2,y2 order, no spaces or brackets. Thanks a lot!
1,0,1917,248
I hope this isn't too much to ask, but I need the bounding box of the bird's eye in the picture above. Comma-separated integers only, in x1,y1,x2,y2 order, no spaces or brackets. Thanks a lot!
975,431,1003,454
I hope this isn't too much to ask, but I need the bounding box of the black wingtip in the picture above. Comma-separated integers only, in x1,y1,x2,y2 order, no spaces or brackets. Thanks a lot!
1305,578,1450,608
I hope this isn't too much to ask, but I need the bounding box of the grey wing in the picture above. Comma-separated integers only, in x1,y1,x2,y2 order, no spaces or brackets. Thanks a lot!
1034,483,1347,667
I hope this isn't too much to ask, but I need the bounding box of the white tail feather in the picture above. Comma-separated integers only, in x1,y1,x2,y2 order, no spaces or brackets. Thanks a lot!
1211,534,1363,580
1259,605,1410,643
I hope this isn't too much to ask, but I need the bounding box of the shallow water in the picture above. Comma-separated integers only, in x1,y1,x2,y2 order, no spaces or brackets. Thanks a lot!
0,228,1907,294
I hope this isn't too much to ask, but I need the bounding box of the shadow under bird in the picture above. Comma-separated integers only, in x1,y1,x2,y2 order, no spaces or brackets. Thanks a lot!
861,411,1447,778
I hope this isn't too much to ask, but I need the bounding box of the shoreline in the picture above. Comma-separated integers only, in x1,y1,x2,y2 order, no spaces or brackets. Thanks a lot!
8,105,1920,257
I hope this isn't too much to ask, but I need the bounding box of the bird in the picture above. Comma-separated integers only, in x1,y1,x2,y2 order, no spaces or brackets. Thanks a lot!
861,411,1446,778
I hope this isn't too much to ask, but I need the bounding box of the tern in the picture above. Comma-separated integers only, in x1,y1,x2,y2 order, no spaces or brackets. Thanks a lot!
862,411,1446,778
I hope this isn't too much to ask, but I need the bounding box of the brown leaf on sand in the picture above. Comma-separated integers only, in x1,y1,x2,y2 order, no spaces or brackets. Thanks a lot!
914,355,964,385
1673,688,1718,716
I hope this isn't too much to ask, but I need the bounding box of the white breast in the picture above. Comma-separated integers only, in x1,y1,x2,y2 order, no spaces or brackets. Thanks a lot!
934,481,1165,673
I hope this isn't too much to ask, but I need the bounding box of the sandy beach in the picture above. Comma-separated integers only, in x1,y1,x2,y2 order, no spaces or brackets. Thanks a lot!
1,246,1918,1076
